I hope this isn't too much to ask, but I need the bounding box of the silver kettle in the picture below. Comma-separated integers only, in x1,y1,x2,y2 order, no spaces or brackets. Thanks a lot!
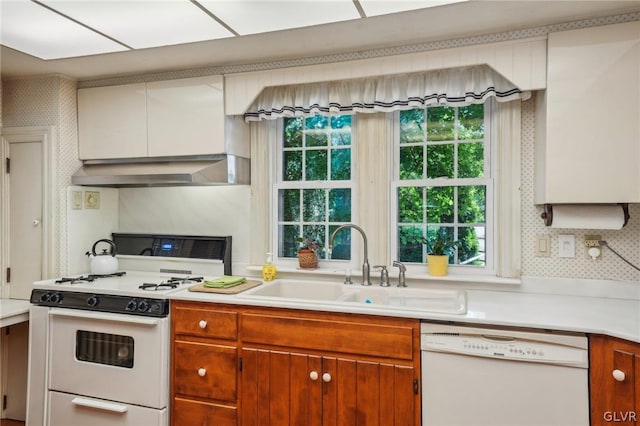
85,239,119,275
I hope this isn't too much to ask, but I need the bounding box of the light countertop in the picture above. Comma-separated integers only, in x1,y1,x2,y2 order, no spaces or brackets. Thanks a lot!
170,276,640,343
0,299,30,328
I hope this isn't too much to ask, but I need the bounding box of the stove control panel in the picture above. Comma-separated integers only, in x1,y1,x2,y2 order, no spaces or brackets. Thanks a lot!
30,289,169,317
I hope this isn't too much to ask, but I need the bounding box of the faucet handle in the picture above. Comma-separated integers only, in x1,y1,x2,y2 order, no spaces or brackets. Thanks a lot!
373,265,390,287
392,261,407,287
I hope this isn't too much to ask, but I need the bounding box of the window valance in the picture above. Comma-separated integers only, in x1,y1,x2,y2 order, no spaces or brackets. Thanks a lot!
244,65,530,121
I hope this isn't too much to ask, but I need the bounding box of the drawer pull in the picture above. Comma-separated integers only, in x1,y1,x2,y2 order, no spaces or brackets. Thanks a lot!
198,368,207,377
612,369,626,382
309,371,319,381
199,320,207,329
322,373,332,383
72,397,128,413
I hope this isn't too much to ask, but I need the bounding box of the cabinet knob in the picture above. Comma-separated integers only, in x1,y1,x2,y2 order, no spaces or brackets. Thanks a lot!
309,371,319,381
322,373,332,383
198,368,207,377
612,369,626,382
198,320,207,329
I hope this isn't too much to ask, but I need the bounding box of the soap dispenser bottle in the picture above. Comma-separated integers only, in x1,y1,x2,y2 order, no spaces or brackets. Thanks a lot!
262,252,276,281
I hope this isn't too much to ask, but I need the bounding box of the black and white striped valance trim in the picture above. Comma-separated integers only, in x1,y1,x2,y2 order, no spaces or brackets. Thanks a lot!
244,65,529,121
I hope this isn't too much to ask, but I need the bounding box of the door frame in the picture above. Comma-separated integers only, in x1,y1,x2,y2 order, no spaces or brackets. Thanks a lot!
0,126,57,298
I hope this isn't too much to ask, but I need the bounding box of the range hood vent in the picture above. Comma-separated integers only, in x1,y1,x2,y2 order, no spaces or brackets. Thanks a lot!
71,155,250,187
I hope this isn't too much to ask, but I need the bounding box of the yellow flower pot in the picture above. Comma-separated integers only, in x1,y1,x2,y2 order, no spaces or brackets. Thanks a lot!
427,254,449,276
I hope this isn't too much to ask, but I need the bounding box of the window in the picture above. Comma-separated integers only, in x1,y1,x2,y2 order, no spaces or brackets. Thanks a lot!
392,103,494,272
275,115,355,262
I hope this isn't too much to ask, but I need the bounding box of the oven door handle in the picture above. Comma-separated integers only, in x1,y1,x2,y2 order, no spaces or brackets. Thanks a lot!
71,397,128,413
49,308,161,326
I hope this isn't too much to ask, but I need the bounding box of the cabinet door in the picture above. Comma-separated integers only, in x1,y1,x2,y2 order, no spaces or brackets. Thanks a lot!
146,75,225,157
590,335,640,425
543,21,640,203
77,83,148,160
241,349,417,426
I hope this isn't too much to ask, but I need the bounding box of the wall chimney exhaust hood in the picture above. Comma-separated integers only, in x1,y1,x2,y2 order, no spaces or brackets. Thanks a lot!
71,155,250,187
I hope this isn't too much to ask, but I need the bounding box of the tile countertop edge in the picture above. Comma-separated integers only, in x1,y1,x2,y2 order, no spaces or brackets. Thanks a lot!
0,299,31,328
169,285,640,345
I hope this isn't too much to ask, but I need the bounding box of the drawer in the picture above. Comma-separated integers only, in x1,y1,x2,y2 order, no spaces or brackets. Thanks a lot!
173,303,237,340
173,341,237,401
241,312,416,361
173,397,236,426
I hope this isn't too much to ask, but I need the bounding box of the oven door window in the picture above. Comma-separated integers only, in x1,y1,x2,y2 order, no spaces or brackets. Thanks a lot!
76,330,134,368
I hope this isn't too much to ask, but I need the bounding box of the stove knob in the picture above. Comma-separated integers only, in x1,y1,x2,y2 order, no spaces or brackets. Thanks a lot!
50,292,62,304
40,292,51,303
126,300,138,311
137,300,149,312
87,295,100,307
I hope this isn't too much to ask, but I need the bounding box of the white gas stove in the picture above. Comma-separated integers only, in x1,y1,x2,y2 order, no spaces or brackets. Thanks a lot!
27,234,231,426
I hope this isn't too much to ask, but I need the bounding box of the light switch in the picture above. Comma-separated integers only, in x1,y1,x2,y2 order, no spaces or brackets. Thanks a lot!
72,191,83,209
535,234,550,257
558,234,575,258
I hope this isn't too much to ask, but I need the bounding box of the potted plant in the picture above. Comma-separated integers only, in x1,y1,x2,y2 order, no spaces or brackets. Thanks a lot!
296,236,322,269
423,230,460,276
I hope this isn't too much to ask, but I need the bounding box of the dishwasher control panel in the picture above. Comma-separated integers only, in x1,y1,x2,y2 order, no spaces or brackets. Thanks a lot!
420,324,588,368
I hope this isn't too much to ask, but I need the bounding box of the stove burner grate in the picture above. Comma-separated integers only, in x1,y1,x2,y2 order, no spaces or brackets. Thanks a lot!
55,271,126,285
139,282,179,291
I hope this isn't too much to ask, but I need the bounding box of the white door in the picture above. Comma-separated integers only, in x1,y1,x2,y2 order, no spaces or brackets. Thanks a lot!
7,140,43,299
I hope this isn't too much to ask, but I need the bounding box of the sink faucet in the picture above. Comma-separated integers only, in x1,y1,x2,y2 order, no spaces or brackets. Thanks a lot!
329,224,372,286
392,260,407,287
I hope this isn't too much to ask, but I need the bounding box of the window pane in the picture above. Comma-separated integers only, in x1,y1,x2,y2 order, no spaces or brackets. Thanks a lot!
458,186,486,224
283,151,302,181
398,225,424,262
398,186,423,223
283,118,303,148
305,150,328,180
458,104,484,140
458,226,485,266
426,144,454,179
427,226,455,263
399,146,424,180
458,142,484,178
331,115,352,129
279,224,300,258
400,109,425,144
305,115,328,130
331,131,351,146
306,132,328,147
329,224,351,260
426,187,454,223
279,189,300,221
303,189,325,222
328,189,351,222
302,224,326,259
331,148,351,180
427,106,455,141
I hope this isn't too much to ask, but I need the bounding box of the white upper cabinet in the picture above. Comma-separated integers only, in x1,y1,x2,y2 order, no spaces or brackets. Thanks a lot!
537,21,640,204
78,83,147,159
78,75,249,160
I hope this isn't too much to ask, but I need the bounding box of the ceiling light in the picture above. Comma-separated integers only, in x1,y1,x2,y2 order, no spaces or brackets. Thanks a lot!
197,0,361,35
0,0,127,59
38,0,234,49
359,0,468,17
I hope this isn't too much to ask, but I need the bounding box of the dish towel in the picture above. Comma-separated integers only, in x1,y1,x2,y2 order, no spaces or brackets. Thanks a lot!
203,275,247,289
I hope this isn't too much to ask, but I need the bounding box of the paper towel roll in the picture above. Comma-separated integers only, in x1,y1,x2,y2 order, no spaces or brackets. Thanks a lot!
549,204,626,230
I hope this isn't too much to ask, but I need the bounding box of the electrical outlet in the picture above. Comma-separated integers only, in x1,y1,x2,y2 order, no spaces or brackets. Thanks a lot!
584,235,602,247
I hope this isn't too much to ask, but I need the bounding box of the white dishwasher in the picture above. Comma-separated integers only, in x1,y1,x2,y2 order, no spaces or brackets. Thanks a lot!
421,323,589,426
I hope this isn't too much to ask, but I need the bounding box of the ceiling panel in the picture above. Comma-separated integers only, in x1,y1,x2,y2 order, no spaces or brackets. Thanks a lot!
197,0,361,35
0,0,127,59
359,0,467,16
38,0,234,49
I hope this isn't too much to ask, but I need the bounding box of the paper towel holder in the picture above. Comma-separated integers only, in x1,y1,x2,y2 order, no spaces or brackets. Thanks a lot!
541,203,630,227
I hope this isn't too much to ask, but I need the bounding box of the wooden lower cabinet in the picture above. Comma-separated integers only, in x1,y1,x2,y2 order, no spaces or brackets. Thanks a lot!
171,301,421,426
241,348,416,426
590,334,640,426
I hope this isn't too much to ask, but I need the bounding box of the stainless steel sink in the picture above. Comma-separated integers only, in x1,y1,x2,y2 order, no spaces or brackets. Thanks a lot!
238,279,467,315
